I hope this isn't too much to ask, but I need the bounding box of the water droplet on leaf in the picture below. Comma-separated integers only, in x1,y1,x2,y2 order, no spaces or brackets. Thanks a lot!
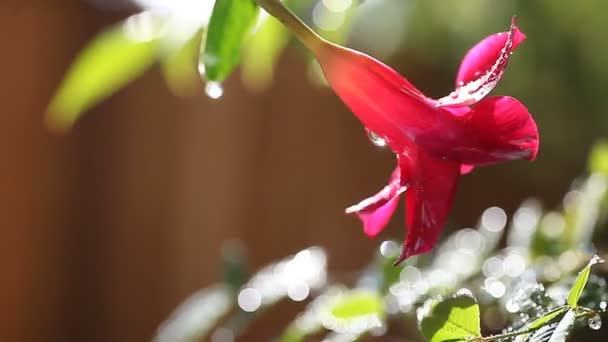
205,81,223,99
588,312,602,330
367,131,387,147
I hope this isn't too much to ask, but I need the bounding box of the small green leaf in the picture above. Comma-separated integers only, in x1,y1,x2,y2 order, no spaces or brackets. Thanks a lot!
204,0,258,82
589,140,608,176
527,306,569,330
567,255,604,307
281,287,383,341
419,290,481,342
47,12,163,132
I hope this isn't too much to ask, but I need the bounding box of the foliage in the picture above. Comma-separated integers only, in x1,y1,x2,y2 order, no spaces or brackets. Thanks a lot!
153,144,608,341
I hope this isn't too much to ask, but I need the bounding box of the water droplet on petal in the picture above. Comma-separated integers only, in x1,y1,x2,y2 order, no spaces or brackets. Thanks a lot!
205,81,224,99
588,312,602,330
367,131,387,147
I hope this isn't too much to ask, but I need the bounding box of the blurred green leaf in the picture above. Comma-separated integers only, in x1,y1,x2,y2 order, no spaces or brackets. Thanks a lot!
316,0,360,44
47,13,163,132
567,255,603,307
589,140,608,176
419,291,481,342
154,284,234,342
241,12,289,91
330,290,383,319
161,29,205,97
204,0,258,82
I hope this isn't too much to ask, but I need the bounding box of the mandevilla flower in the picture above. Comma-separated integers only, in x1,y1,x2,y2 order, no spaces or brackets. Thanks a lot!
256,0,539,265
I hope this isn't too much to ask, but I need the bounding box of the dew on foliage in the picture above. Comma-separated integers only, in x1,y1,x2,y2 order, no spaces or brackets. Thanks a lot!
503,253,526,278
506,299,520,313
484,278,506,298
481,207,507,232
287,282,310,302
588,312,602,330
238,287,262,312
482,256,504,278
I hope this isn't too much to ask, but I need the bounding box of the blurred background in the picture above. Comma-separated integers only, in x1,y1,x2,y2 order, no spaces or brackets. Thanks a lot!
1,0,607,341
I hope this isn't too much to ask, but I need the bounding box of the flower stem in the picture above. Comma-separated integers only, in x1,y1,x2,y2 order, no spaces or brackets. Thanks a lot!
254,0,326,53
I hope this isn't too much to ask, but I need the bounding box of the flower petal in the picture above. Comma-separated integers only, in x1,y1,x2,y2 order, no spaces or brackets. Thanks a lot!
460,164,475,174
345,167,406,237
316,45,442,151
394,148,460,265
460,96,539,164
418,96,538,165
435,17,526,107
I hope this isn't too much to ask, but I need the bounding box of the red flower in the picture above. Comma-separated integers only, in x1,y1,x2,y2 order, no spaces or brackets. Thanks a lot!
315,18,538,265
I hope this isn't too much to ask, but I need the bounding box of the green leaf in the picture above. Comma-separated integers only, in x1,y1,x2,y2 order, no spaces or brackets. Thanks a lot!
419,290,481,342
280,287,383,341
161,29,205,97
204,0,258,82
330,291,384,319
527,306,569,330
47,12,163,132
589,140,608,176
567,255,604,307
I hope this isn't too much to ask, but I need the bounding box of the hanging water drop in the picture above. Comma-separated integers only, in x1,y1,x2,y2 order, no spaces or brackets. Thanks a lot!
588,312,602,330
368,131,387,147
205,81,224,100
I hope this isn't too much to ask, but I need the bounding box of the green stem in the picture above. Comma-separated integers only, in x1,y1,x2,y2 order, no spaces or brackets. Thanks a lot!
254,0,326,53
480,328,535,342
479,308,595,342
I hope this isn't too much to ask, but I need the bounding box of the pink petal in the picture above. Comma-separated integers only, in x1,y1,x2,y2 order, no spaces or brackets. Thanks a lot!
345,167,406,237
417,96,538,165
394,148,460,265
316,45,441,151
435,17,526,107
460,96,539,164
